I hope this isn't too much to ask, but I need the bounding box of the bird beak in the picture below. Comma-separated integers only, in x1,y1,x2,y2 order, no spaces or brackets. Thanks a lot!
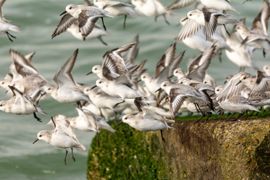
86,71,92,75
90,85,97,90
236,80,242,86
155,88,162,93
168,75,174,79
33,139,39,144
181,17,188,21
60,10,67,16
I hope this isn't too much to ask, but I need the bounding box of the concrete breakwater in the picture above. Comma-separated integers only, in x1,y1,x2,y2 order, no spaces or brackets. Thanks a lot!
87,119,270,180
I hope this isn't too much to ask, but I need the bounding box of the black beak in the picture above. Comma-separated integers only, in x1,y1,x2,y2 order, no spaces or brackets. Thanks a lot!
51,116,56,128
86,71,92,75
33,139,39,144
236,80,241,86
90,85,97,90
155,88,162,93
60,10,67,16
168,75,174,79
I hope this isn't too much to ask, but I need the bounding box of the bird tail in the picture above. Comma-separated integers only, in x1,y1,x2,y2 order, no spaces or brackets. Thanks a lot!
77,143,86,151
9,24,20,32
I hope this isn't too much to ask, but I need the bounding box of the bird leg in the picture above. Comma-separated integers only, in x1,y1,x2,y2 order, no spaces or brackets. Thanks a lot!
101,17,107,31
33,112,42,122
263,48,266,58
6,32,16,42
123,15,127,29
71,148,76,162
160,130,166,143
98,36,108,46
223,24,230,36
64,150,68,165
163,14,170,25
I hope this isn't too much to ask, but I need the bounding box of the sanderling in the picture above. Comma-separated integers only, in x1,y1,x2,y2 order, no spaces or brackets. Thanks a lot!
43,49,89,104
131,0,170,24
167,0,198,10
251,0,270,36
225,33,257,71
67,23,108,45
199,0,237,12
122,112,172,131
0,86,45,122
186,44,216,82
8,49,48,99
96,78,141,99
93,0,136,28
0,0,20,42
33,124,86,165
52,3,112,40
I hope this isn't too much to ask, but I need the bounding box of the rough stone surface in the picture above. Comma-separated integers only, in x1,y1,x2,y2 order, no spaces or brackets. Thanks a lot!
87,119,270,180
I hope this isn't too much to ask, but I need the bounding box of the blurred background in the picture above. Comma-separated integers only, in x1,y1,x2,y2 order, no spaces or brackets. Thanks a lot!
0,0,265,179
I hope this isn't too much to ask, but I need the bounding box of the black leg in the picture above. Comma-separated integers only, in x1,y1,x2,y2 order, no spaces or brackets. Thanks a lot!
263,49,266,58
101,17,107,31
71,148,76,162
223,24,230,36
123,15,127,29
218,51,223,63
64,150,68,165
6,32,14,42
163,14,170,25
98,36,108,46
7,32,16,38
33,112,42,122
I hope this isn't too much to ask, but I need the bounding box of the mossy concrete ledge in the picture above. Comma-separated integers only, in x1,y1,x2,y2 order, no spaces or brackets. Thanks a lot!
87,119,270,180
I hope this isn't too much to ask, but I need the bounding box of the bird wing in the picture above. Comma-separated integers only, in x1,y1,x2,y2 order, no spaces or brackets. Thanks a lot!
52,14,77,39
53,49,78,87
9,49,39,77
177,18,203,41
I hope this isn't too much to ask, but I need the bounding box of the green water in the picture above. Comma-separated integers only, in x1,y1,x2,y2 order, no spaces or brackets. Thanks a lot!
0,0,266,180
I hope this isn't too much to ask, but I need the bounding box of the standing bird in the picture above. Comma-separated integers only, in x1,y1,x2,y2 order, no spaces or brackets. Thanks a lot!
0,0,20,42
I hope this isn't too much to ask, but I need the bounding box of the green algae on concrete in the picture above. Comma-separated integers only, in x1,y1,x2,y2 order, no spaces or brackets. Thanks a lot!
87,122,168,180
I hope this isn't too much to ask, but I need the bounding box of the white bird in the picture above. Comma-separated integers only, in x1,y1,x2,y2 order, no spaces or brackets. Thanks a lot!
67,23,108,45
0,0,20,42
122,112,171,131
33,125,86,165
93,0,136,28
43,49,89,104
96,79,141,99
131,0,170,24
0,86,45,122
52,3,112,40
199,0,237,12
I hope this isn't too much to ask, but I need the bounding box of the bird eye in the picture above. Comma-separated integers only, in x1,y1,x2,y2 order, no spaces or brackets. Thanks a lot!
0,104,3,106
124,117,127,120
39,134,42,138
189,13,192,16
243,77,246,80
69,6,72,10
94,68,97,71
1,82,4,85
